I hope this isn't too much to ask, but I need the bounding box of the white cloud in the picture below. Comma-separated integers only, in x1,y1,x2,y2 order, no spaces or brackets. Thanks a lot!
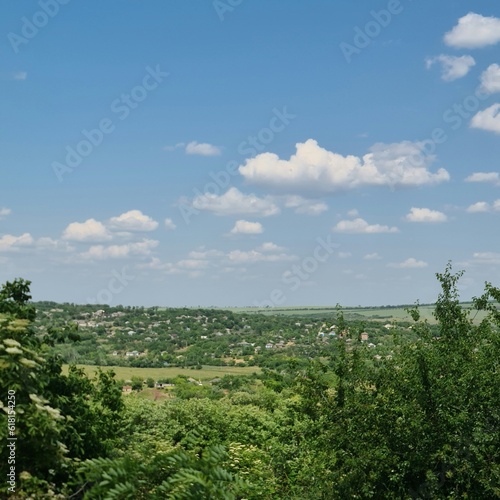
364,252,382,260
2,71,27,81
177,259,210,270
471,103,500,134
62,219,111,242
258,242,285,252
239,139,449,194
228,249,297,263
188,249,225,260
283,195,328,215
0,208,11,219
80,239,158,260
35,237,74,253
333,218,399,234
444,12,500,49
405,207,447,223
425,55,475,81
467,201,490,213
164,218,177,230
108,210,158,232
229,220,263,235
192,187,280,217
466,200,500,212
347,209,359,217
472,252,500,264
185,141,221,156
0,233,34,252
163,142,185,152
465,172,500,185
388,258,428,269
479,64,500,94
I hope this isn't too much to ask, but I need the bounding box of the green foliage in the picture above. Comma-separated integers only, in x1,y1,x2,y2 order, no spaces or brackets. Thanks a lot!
2,268,500,498
76,438,245,499
0,279,124,497
0,278,36,322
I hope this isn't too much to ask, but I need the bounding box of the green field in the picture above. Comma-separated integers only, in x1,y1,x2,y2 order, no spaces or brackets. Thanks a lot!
62,364,261,382
228,303,491,324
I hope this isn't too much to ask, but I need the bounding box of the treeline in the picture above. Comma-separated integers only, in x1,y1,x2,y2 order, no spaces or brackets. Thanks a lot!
1,266,500,498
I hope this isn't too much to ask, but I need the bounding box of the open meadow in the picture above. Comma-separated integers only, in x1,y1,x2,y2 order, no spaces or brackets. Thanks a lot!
61,364,261,381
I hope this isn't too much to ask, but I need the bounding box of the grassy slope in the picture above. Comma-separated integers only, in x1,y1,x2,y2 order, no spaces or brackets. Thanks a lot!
227,303,490,324
62,364,261,381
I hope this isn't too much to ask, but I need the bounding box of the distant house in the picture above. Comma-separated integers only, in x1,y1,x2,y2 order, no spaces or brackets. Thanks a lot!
361,332,369,342
155,382,174,389
122,385,132,393
265,343,274,349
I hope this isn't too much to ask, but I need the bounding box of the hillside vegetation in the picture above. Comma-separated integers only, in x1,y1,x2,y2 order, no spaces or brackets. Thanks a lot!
1,265,500,498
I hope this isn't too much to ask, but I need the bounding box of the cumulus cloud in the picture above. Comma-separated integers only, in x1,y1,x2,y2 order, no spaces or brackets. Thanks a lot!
333,218,399,234
388,258,428,269
425,55,475,81
472,252,500,264
283,195,328,215
228,249,297,263
62,219,111,242
0,233,34,252
229,220,263,235
405,207,447,223
80,239,158,260
0,208,11,219
465,172,500,185
470,104,500,134
479,64,500,94
444,12,500,48
258,242,285,252
177,259,210,270
185,141,221,156
192,187,280,217
163,142,185,152
188,249,225,260
164,218,177,230
467,200,500,213
364,252,382,260
108,210,159,232
239,139,449,194
467,201,490,213
35,237,74,253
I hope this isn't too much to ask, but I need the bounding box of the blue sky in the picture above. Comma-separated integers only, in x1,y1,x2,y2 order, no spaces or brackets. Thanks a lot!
1,0,500,307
